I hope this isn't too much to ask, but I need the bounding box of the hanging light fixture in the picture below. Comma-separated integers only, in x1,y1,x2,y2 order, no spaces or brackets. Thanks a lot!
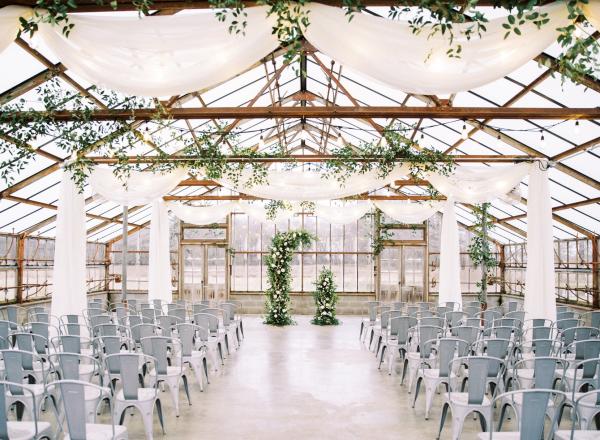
574,120,580,135
540,131,546,148
380,135,388,147
461,121,468,140
258,135,265,149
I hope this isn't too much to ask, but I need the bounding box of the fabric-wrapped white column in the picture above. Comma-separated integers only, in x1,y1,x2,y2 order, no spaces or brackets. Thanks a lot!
148,200,173,304
50,170,87,319
524,162,556,322
438,199,462,307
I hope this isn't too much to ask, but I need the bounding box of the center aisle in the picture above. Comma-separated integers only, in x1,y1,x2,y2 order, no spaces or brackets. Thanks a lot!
138,315,481,439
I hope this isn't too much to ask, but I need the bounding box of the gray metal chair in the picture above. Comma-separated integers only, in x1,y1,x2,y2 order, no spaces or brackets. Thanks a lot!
176,323,209,391
1,350,47,421
106,353,165,440
481,389,567,440
0,380,53,440
378,315,411,375
47,379,127,440
437,356,505,440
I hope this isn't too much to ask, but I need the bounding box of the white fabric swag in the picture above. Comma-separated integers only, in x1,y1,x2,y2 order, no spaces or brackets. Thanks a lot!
0,6,28,54
51,170,88,319
426,163,530,204
0,3,578,96
148,201,173,304
524,162,556,323
211,166,410,201
36,7,279,97
89,167,188,205
583,2,600,32
373,200,442,224
437,199,462,307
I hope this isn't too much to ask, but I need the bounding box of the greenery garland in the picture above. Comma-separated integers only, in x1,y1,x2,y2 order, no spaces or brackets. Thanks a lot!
264,229,314,326
312,267,339,325
467,202,497,306
18,1,599,85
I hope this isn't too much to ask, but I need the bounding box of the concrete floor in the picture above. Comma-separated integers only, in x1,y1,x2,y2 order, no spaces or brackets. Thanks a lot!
111,315,491,440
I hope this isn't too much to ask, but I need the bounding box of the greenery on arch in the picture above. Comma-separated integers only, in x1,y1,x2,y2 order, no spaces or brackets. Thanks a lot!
264,229,314,326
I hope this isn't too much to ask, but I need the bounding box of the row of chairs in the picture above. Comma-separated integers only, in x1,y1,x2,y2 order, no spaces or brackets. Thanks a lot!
0,298,245,440
360,300,600,439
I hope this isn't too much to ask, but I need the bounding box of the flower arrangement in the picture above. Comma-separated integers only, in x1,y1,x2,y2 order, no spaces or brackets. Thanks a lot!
264,229,314,326
312,267,339,326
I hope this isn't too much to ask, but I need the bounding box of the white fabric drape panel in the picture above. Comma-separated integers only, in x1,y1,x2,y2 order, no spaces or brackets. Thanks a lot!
0,6,28,54
211,166,409,200
438,200,462,307
89,167,188,205
168,201,236,225
51,170,87,319
303,3,570,95
374,200,442,223
524,163,556,323
313,202,372,224
427,163,530,204
583,2,600,31
238,202,296,224
148,200,173,304
37,7,278,97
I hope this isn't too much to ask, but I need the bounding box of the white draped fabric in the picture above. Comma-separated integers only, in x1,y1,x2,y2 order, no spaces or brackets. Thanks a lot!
303,3,570,95
524,163,556,322
583,2,600,31
148,201,173,304
373,200,442,223
212,166,409,201
36,7,279,97
0,6,27,55
168,201,235,225
51,170,87,319
438,200,462,307
313,202,372,224
1,3,578,96
426,163,530,204
89,167,188,205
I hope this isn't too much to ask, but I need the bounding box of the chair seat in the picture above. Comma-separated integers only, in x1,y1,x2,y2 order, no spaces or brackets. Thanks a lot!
65,424,128,440
568,392,600,408
477,433,521,439
555,430,600,440
504,393,555,408
10,383,44,397
7,421,52,440
444,392,491,407
116,387,156,403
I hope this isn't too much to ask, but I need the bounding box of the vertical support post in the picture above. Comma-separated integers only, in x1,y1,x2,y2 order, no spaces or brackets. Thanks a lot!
16,234,25,304
480,203,489,306
121,205,128,302
104,242,112,297
499,244,506,295
592,237,599,309
374,210,381,301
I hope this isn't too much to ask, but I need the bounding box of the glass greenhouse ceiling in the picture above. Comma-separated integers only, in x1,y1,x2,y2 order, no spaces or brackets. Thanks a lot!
0,6,599,244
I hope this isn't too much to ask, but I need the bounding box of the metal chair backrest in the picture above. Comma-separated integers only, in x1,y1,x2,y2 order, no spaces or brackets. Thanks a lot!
464,317,482,328
556,318,579,331
417,302,430,311
513,357,567,390
2,305,21,330
475,338,511,361
141,308,156,324
420,310,434,318
62,322,86,336
1,349,45,387
463,306,480,318
436,306,449,317
407,306,419,318
49,352,99,381
0,320,9,349
130,323,159,345
529,338,561,357
506,301,519,313
389,316,411,344
567,338,600,363
220,303,237,323
128,314,142,328
152,299,163,311
203,308,222,319
445,301,458,311
168,307,187,323
487,389,566,440
176,323,201,357
454,325,480,347
59,335,86,354
529,325,552,340
420,316,443,328
89,314,111,329
445,311,465,329
450,356,505,405
157,315,179,337
192,303,209,315
140,336,171,375
194,313,219,334
104,353,155,400
570,358,600,398
435,338,468,377
417,325,442,358
557,311,577,321
391,302,405,313
585,310,600,329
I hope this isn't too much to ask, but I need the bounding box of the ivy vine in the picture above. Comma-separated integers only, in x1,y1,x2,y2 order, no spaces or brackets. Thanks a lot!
467,202,497,306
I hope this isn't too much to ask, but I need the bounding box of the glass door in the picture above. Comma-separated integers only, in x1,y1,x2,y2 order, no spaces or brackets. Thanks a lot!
181,244,227,302
379,245,426,302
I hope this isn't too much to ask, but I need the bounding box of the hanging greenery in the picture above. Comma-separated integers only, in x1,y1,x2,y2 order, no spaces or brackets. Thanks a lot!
311,267,339,325
19,1,599,85
264,229,314,326
370,208,392,257
467,202,497,306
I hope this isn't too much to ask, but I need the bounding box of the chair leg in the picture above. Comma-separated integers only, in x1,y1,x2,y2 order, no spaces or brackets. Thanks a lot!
182,374,191,405
437,402,449,440
218,342,224,366
375,336,382,358
477,411,487,432
401,358,408,385
359,322,364,340
203,357,210,385
368,330,375,350
412,377,422,408
424,382,436,420
224,335,230,355
155,399,166,435
497,403,509,431
378,345,387,370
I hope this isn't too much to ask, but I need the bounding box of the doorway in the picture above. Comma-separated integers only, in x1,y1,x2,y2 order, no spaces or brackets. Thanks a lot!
180,244,227,302
379,245,426,303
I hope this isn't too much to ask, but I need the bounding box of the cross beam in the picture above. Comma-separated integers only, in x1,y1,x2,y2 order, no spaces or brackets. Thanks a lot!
5,106,600,121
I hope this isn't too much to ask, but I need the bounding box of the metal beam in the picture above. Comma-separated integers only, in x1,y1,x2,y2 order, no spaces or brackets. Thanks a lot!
163,194,445,201
8,106,599,121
